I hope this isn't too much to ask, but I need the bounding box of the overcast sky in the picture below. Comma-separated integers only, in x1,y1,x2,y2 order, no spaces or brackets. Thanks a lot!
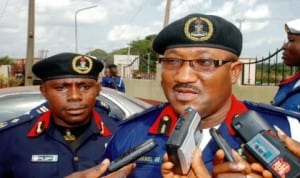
1,0,300,59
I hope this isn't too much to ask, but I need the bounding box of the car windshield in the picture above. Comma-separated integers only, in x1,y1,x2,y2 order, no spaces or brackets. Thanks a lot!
0,87,152,122
0,93,46,121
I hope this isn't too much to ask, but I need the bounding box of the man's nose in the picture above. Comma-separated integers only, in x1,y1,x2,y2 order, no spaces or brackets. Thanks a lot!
174,61,198,83
67,86,82,101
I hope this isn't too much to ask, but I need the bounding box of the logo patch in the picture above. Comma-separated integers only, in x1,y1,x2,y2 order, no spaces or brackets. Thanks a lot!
184,17,213,41
72,55,93,74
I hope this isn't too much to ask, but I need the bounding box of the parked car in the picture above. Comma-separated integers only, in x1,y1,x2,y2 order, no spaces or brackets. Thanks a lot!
0,86,152,122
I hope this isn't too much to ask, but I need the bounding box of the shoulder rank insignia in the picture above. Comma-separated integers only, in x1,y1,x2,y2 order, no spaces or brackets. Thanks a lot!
0,115,34,132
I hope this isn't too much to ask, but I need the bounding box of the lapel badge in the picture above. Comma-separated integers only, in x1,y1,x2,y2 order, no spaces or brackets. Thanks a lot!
64,128,76,142
36,121,44,134
158,115,171,135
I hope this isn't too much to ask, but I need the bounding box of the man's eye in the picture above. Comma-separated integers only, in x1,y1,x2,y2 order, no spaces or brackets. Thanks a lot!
195,59,213,66
166,58,180,64
80,84,91,90
56,86,66,91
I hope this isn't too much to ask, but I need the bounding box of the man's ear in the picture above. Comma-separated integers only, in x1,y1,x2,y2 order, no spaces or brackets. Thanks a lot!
39,83,47,98
230,61,242,84
97,82,101,96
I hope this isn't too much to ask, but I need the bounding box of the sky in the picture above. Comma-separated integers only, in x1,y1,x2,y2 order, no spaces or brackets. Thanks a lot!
1,0,300,59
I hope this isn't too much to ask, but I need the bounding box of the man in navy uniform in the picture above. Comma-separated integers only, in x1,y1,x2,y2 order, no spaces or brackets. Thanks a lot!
272,18,300,112
0,52,133,178
102,13,300,178
101,64,126,93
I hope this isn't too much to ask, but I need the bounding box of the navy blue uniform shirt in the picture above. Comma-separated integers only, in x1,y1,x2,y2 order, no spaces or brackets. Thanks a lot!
103,95,300,178
102,75,125,93
0,101,119,178
273,72,300,112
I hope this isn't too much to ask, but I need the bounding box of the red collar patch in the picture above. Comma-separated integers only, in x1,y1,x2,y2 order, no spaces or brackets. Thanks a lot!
280,72,300,85
224,95,248,135
148,104,178,136
92,109,112,137
27,109,112,137
27,111,51,137
148,95,247,136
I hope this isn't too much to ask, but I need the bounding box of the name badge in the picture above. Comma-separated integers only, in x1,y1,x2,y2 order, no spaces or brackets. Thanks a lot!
31,155,58,162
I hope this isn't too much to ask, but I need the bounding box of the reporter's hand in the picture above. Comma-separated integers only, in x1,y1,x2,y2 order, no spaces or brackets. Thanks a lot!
213,149,272,178
161,148,211,178
275,125,300,157
64,159,135,178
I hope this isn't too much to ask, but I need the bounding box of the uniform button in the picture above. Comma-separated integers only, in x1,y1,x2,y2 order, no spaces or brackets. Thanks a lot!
73,156,79,162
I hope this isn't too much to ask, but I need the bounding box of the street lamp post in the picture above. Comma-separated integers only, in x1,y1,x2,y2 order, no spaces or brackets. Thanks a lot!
75,5,97,53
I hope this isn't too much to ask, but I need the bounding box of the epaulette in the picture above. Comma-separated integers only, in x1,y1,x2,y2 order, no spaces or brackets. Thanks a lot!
28,101,50,118
0,114,34,132
244,100,300,119
95,100,110,113
119,102,168,125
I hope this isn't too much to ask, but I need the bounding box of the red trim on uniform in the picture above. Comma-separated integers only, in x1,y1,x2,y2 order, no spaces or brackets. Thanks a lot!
225,95,248,135
27,109,112,137
148,104,178,136
93,109,112,137
279,72,300,85
27,111,51,137
148,95,248,136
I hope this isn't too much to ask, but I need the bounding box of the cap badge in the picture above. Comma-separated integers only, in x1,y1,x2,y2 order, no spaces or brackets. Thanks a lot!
184,16,213,41
72,55,93,74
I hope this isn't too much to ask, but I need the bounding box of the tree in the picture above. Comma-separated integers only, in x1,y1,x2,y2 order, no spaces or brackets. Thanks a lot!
128,34,157,73
0,56,15,65
86,49,107,60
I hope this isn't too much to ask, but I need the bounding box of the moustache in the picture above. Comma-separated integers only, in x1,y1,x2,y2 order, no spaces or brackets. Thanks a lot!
173,83,201,93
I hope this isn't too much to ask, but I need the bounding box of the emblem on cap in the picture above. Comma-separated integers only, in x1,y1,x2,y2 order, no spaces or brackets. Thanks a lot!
184,16,213,41
72,55,93,74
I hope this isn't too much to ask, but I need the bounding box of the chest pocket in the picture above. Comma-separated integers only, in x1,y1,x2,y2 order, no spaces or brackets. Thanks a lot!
12,161,60,178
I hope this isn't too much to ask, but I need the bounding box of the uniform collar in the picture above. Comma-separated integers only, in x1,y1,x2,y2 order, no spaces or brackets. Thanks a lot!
27,109,112,137
224,95,248,135
148,95,248,136
148,104,178,136
279,72,300,85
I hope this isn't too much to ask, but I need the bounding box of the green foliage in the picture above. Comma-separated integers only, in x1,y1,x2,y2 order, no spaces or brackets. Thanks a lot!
128,34,157,73
0,56,15,65
87,49,108,60
0,74,23,88
89,34,158,73
255,63,294,85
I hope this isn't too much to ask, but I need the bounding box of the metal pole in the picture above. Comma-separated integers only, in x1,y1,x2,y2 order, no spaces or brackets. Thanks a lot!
25,0,35,86
75,5,97,53
163,0,171,27
147,53,150,75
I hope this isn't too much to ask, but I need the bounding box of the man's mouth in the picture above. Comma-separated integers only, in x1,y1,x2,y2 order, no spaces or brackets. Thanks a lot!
66,107,86,115
174,88,199,101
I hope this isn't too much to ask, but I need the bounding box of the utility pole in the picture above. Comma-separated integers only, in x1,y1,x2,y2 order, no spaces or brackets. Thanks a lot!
25,0,35,86
236,18,245,31
163,0,172,27
147,53,150,76
75,5,97,53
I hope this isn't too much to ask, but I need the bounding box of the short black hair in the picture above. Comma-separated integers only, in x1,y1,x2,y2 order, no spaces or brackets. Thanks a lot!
107,64,117,69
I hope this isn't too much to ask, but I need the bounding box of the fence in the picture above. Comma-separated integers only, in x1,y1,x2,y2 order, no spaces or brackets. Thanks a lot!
241,48,297,86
